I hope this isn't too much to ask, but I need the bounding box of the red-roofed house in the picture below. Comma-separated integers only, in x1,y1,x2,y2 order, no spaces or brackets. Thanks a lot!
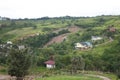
44,60,55,69
109,27,116,32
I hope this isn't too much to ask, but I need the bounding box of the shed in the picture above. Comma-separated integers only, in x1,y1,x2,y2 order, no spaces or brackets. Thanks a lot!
44,60,55,69
91,36,102,41
7,41,12,44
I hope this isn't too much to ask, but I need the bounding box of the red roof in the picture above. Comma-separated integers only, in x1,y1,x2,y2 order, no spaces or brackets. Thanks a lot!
44,60,55,65
109,27,116,32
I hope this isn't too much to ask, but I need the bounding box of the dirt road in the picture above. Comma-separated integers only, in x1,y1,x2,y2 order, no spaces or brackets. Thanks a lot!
0,75,10,80
85,74,111,80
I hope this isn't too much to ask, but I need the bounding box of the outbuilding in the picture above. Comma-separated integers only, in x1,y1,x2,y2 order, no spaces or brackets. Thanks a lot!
44,60,55,69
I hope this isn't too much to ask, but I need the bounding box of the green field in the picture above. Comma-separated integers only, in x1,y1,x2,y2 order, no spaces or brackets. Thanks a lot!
36,75,102,80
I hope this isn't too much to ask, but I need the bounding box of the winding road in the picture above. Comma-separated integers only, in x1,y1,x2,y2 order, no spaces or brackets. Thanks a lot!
85,74,111,80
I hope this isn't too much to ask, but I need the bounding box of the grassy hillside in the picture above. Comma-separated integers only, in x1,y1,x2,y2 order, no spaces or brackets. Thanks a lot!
0,15,120,42
0,19,68,41
0,15,120,80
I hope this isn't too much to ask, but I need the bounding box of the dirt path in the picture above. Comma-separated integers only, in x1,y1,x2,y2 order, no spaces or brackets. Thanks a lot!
0,75,10,80
85,74,111,80
0,75,35,80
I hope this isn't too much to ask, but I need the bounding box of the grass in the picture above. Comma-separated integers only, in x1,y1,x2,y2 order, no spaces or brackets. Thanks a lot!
2,27,43,41
29,67,115,80
29,67,47,74
36,75,102,80
1,15,120,41
0,66,7,75
0,66,117,80
0,23,67,41
83,71,117,80
103,73,117,80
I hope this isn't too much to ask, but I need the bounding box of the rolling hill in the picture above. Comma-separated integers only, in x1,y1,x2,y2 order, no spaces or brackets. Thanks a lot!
0,15,120,80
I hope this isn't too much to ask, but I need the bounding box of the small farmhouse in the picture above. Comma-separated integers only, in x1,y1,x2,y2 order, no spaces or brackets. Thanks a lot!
6,41,13,48
44,60,55,69
109,27,116,32
75,42,92,49
0,16,9,20
0,44,5,48
0,41,12,48
75,43,87,49
18,45,25,50
91,36,102,41
107,25,116,32
7,41,12,44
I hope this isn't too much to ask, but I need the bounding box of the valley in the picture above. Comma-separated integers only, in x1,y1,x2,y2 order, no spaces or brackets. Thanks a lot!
0,15,120,80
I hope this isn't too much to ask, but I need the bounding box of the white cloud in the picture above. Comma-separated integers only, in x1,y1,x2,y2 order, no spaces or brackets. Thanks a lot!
0,0,120,18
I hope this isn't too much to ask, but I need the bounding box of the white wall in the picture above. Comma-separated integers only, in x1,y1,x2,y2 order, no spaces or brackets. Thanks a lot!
46,64,55,69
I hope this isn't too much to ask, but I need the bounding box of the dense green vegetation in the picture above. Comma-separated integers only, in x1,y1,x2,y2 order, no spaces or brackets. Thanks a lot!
8,48,31,80
0,15,120,79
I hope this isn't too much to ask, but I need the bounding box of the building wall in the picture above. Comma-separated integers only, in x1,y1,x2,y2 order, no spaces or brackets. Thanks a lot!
46,64,55,69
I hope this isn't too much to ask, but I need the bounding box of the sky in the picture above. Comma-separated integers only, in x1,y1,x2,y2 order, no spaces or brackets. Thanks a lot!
0,0,120,19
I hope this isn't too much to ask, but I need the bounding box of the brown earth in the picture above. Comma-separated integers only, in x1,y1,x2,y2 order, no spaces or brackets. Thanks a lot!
0,75,10,80
85,74,111,80
44,26,81,47
68,26,80,33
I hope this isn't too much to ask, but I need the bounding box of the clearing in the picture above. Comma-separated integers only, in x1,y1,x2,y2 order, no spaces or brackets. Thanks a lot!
44,26,81,47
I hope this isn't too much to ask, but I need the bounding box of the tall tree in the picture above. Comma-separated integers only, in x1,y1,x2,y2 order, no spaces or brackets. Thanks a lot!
71,55,85,74
8,48,31,80
102,39,120,79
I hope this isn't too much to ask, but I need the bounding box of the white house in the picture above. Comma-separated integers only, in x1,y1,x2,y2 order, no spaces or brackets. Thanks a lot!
44,60,55,69
18,45,25,50
75,42,93,49
0,17,8,20
91,36,102,41
7,41,12,44
75,43,87,49
6,41,13,48
0,44,5,48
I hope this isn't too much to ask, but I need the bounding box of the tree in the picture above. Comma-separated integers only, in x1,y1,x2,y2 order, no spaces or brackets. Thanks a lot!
0,41,11,65
116,69,120,80
102,47,120,72
102,40,120,79
71,55,85,74
8,48,31,80
33,25,37,29
55,55,71,69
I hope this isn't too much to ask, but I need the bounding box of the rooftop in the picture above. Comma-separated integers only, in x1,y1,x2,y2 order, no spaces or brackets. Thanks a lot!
44,60,55,65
